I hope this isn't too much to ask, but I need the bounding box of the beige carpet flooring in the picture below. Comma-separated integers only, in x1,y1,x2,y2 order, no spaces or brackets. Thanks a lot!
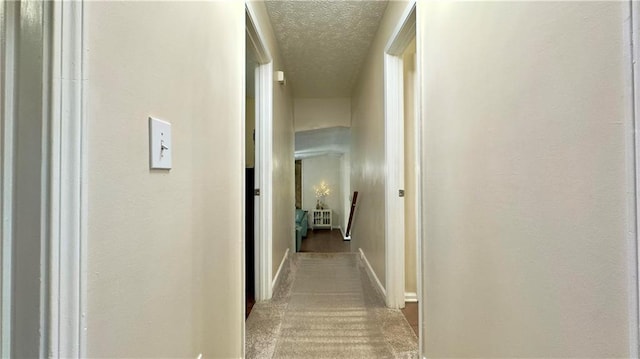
246,253,418,359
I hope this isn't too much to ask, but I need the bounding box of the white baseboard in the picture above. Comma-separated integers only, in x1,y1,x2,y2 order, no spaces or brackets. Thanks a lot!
339,226,351,241
405,292,418,302
359,248,386,297
272,248,289,290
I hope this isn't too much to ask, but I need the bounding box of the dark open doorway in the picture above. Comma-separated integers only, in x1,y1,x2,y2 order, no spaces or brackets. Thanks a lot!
245,29,258,318
245,168,255,318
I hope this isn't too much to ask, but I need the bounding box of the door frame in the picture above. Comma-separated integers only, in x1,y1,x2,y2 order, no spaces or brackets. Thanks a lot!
629,1,640,356
0,1,15,356
0,1,87,357
245,1,273,304
48,2,87,357
384,1,424,356
383,0,417,310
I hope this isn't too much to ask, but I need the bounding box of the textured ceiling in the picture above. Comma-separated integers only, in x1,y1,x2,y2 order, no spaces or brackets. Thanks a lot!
265,1,388,98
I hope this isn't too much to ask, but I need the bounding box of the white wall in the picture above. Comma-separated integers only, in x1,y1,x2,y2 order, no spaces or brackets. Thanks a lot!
247,1,296,279
84,2,244,357
302,154,344,229
350,0,409,289
294,98,350,132
420,2,635,357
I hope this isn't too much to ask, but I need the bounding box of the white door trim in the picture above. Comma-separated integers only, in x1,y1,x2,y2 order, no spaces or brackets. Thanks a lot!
383,0,416,310
246,2,273,304
2,2,85,356
48,2,87,357
0,2,16,356
384,51,406,310
256,61,273,300
629,1,640,356
1,2,86,356
413,22,425,357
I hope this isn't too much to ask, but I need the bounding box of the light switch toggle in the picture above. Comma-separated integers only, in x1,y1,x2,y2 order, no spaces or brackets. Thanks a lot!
149,117,172,169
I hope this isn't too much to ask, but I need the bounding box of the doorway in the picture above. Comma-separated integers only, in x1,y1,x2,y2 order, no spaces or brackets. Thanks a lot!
296,153,351,253
245,31,258,317
383,0,420,342
244,1,275,316
400,36,419,336
294,127,352,254
1,1,87,356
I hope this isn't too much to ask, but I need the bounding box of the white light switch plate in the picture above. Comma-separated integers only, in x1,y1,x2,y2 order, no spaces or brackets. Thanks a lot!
149,117,172,169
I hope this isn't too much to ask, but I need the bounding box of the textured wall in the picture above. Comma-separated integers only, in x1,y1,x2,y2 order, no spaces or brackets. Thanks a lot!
351,1,409,288
420,1,634,356
247,1,296,280
294,98,351,132
84,2,244,356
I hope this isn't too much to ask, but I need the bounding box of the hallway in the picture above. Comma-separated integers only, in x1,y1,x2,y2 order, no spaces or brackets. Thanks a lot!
299,229,351,253
246,253,417,358
4,1,640,357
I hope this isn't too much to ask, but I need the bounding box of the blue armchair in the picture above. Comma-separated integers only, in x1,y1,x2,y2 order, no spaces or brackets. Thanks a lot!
295,209,308,251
